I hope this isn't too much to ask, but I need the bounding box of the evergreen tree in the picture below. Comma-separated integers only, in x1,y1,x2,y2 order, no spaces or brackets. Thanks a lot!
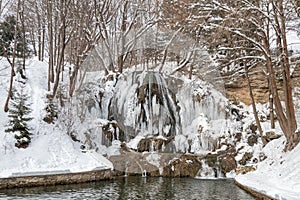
5,84,33,148
43,96,58,124
0,15,29,57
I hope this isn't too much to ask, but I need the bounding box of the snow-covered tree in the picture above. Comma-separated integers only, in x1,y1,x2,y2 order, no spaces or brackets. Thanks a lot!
196,0,300,150
5,84,33,148
43,96,58,124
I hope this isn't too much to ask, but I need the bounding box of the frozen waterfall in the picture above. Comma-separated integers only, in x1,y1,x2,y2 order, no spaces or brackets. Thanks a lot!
108,71,227,153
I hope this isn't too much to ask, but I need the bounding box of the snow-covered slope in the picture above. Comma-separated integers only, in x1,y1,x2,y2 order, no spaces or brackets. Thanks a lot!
0,127,113,178
0,57,112,178
235,137,300,200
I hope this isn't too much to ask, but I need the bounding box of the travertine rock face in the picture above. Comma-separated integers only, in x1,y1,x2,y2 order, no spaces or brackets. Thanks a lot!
225,55,300,105
0,169,113,189
109,152,160,177
161,155,202,177
136,137,174,152
220,155,237,174
109,148,239,178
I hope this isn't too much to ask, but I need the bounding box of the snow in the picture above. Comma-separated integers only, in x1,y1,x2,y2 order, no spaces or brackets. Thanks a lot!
287,30,300,52
0,57,112,179
211,27,299,199
0,128,112,178
235,137,300,200
127,135,145,150
233,76,300,199
234,88,300,199
0,52,299,200
106,140,121,157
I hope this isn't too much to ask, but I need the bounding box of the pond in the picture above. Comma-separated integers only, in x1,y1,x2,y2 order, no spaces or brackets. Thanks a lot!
0,177,256,200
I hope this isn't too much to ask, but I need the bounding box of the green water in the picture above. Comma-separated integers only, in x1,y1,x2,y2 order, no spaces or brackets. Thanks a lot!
0,177,256,200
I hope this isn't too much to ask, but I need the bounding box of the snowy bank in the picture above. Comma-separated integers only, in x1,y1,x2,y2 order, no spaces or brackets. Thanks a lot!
0,129,113,178
0,58,113,179
235,137,300,200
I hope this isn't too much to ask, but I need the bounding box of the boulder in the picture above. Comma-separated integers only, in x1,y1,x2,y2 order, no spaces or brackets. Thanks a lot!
220,155,237,174
109,152,160,177
249,124,257,133
162,155,202,177
235,132,242,142
247,134,258,146
236,166,256,175
265,131,281,142
136,137,174,152
238,152,253,165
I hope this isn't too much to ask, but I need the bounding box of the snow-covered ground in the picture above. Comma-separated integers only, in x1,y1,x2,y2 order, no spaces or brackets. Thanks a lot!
235,137,300,200
0,57,112,179
234,90,300,200
234,31,300,199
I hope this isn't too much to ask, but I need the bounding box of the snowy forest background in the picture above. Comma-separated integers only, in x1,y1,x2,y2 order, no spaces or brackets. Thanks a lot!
1,1,300,195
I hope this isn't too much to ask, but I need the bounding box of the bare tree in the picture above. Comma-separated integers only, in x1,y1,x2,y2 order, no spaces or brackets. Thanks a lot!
46,0,54,91
197,0,299,150
51,0,73,97
68,0,103,96
68,0,160,95
0,0,12,17
4,0,21,112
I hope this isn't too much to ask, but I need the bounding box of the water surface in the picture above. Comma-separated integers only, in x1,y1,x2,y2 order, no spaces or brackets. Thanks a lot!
0,177,256,200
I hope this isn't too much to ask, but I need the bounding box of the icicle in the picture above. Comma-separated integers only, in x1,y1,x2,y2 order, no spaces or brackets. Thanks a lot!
142,169,147,177
110,71,227,153
124,161,129,177
150,139,154,152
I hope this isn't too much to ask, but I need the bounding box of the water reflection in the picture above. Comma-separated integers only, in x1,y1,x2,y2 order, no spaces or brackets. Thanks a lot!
0,177,256,200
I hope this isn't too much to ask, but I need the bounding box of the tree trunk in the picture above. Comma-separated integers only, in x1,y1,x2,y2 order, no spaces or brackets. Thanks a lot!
34,1,42,61
37,28,41,60
30,30,37,57
263,33,299,150
263,37,289,135
42,25,45,62
54,2,58,66
20,0,26,71
47,0,54,92
270,0,299,150
69,60,79,97
52,0,67,97
268,80,275,129
278,0,298,149
265,5,275,130
4,66,15,112
117,1,128,74
4,0,21,112
244,63,266,145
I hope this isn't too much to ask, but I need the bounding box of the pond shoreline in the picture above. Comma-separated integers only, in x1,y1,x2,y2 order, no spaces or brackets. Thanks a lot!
234,179,274,200
0,168,113,189
0,176,257,199
0,168,273,200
